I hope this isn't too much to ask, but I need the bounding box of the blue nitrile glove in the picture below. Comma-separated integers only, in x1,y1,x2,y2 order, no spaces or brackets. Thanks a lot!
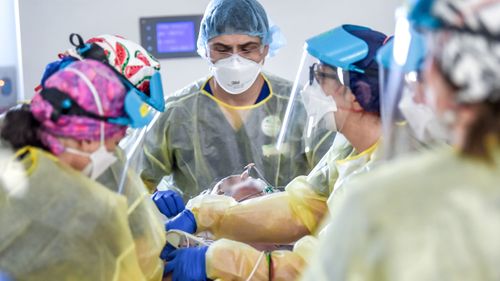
152,190,185,218
160,243,176,260
0,271,12,281
166,209,197,234
161,209,198,260
164,246,208,281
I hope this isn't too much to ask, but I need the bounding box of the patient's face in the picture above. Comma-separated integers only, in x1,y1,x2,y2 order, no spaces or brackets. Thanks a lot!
212,174,268,202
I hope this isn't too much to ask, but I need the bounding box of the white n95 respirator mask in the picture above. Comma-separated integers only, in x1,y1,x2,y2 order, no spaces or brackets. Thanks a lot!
301,82,338,132
211,55,263,95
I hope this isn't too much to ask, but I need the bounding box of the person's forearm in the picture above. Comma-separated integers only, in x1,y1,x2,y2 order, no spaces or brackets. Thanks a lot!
188,192,309,244
206,239,305,281
188,180,328,244
215,192,311,244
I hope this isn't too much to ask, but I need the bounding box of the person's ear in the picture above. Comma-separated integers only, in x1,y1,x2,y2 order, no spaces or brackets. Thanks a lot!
457,104,478,128
263,45,269,56
261,45,269,63
205,47,211,60
103,131,125,151
352,99,364,111
345,88,363,111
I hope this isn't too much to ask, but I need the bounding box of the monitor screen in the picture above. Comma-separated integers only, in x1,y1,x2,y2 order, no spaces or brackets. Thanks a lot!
140,15,202,59
156,21,196,53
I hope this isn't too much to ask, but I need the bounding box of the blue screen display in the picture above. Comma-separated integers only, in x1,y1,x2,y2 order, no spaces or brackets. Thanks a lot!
156,21,196,53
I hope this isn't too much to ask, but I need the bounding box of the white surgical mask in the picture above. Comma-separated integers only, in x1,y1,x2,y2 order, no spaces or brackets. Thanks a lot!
398,89,449,142
211,55,262,95
301,82,338,132
425,84,456,142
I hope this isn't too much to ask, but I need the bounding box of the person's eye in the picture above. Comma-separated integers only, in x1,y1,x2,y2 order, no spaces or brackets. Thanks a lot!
213,46,230,53
315,72,327,79
242,45,260,52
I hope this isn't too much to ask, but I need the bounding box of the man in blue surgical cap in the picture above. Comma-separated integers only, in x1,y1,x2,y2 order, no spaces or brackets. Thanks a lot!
140,0,334,202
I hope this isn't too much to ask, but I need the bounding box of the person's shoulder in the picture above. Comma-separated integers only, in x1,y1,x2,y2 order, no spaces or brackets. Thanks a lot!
262,72,293,97
23,147,128,212
334,145,500,249
342,143,500,225
263,72,292,84
343,146,455,211
155,77,210,121
166,77,209,103
365,145,450,180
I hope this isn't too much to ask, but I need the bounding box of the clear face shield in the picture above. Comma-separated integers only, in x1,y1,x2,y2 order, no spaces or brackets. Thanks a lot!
379,8,448,160
115,111,165,195
276,50,349,154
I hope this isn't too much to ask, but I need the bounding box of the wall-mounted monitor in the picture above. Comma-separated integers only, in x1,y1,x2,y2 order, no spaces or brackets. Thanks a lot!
0,66,17,113
140,15,203,59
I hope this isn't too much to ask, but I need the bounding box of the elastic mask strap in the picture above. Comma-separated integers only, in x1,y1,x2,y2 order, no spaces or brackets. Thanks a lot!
65,67,106,144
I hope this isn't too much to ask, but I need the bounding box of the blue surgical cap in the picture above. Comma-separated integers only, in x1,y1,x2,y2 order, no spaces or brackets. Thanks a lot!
197,0,286,58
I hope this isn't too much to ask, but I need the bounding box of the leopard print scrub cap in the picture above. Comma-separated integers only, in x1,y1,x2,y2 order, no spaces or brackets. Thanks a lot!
426,0,500,103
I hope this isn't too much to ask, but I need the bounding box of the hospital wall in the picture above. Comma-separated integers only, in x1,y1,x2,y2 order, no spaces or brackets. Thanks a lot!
19,0,401,100
1,0,23,109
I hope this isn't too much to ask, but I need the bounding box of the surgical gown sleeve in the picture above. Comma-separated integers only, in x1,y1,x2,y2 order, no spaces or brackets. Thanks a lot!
205,235,318,281
188,181,326,244
187,140,353,244
141,110,175,191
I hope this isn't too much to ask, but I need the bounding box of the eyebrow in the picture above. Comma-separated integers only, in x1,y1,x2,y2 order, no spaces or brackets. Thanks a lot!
209,42,261,49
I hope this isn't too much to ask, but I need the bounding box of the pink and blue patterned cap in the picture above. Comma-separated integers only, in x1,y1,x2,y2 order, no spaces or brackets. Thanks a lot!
31,59,127,154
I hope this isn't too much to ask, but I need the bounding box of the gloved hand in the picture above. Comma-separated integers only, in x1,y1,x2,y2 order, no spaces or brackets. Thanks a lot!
152,190,185,218
160,243,176,260
0,271,12,281
161,209,198,260
166,209,197,234
164,246,208,281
